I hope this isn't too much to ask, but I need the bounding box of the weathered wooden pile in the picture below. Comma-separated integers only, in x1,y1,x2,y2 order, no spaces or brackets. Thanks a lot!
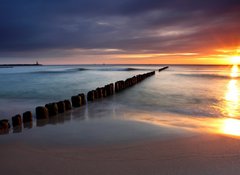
87,83,114,101
0,68,168,134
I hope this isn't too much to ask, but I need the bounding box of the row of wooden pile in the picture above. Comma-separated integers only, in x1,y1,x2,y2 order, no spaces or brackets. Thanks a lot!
0,70,157,134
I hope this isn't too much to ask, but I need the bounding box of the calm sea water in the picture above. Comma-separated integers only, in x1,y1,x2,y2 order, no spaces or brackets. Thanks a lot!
0,65,239,144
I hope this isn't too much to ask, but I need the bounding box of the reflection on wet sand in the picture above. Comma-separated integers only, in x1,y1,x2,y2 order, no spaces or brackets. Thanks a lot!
23,122,33,129
13,126,22,133
1,101,116,135
128,113,221,133
128,112,240,138
36,113,72,127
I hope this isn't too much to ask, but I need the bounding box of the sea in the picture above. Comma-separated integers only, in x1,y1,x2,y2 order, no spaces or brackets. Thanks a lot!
0,65,239,145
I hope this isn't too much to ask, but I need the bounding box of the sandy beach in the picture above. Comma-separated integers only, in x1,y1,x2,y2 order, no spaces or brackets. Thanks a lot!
1,100,240,175
1,132,240,175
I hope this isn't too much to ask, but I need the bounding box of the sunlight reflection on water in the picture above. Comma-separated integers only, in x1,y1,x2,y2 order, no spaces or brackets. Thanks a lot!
129,65,240,137
221,65,240,136
225,79,239,117
230,64,239,78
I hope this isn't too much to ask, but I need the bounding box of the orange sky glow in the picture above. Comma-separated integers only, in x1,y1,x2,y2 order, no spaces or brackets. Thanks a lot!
1,1,239,65
40,46,240,65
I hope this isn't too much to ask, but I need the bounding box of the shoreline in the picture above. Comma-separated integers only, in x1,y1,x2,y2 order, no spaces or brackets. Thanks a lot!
1,133,240,175
1,108,240,175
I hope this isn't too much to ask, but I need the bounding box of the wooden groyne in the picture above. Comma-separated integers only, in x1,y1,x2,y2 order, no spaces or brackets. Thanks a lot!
159,66,168,72
0,67,168,134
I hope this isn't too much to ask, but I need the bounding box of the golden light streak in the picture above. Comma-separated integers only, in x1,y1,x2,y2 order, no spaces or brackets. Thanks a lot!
125,112,240,137
115,52,199,59
216,48,240,54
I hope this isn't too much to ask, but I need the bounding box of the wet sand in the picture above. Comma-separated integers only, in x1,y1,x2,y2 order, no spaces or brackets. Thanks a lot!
1,133,240,175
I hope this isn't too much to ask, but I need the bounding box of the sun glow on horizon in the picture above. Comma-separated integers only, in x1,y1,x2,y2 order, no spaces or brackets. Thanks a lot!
231,56,240,65
221,118,240,136
215,47,240,65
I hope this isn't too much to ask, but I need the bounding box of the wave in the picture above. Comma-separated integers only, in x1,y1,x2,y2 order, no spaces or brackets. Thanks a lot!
31,67,153,74
38,67,152,73
33,69,78,74
176,73,239,79
92,68,152,71
30,68,90,74
76,67,152,71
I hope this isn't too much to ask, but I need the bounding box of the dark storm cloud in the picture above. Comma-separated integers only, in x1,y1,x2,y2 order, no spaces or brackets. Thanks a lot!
0,0,240,59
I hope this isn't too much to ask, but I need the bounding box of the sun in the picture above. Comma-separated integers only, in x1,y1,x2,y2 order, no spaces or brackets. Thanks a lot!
221,118,240,136
231,56,240,65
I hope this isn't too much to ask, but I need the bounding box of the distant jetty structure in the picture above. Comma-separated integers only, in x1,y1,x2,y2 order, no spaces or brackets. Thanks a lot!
0,61,42,68
158,66,169,72
0,66,169,134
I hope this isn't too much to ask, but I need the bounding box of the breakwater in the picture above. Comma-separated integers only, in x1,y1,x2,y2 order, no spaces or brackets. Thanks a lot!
0,62,42,68
0,67,168,134
159,66,169,72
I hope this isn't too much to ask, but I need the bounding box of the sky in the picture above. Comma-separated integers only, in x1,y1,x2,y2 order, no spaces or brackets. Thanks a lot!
0,0,240,65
